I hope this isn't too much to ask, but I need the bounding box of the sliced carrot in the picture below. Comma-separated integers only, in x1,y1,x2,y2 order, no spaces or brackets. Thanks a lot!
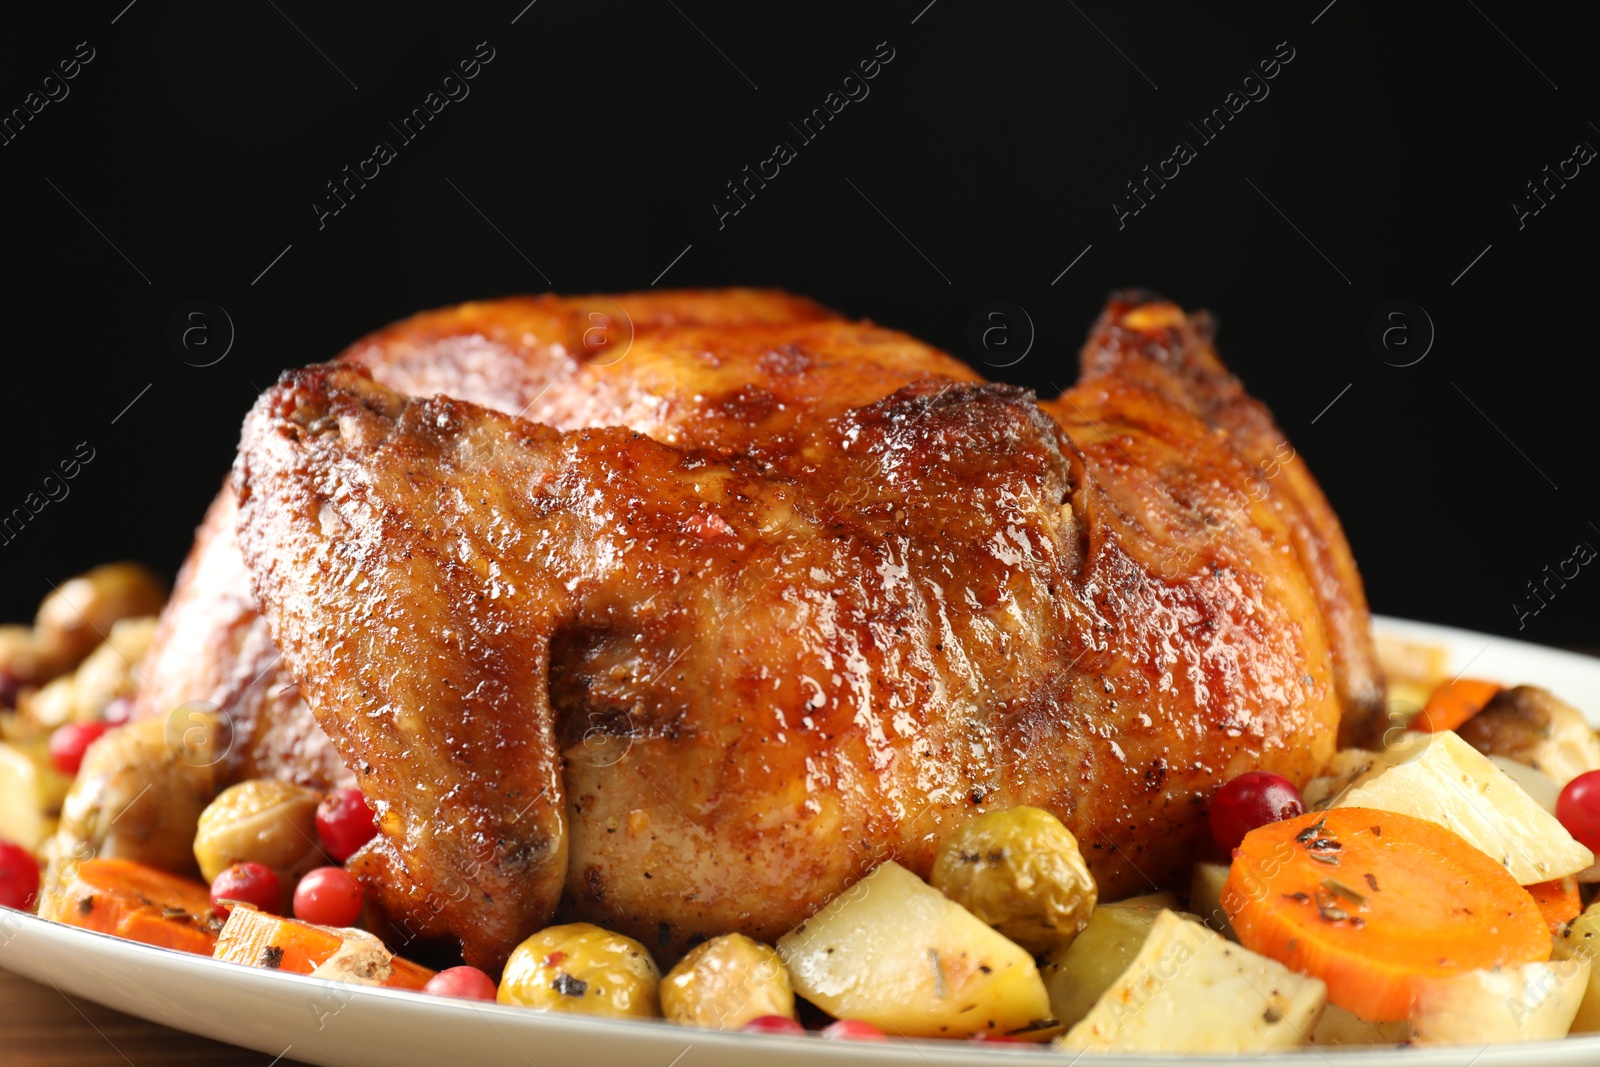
1528,876,1581,935
213,903,435,990
1414,678,1501,733
46,858,221,955
1222,808,1549,1021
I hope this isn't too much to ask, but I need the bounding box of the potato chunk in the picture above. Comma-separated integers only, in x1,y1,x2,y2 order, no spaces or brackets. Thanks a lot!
1309,1004,1411,1046
930,806,1096,953
660,933,794,1029
1552,902,1600,1032
1040,892,1184,1029
1410,961,1589,1045
0,738,72,850
193,779,325,883
1334,730,1592,883
776,860,1052,1039
1056,910,1326,1052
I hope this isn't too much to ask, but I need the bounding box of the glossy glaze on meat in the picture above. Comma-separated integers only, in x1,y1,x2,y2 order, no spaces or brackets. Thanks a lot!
214,291,1373,970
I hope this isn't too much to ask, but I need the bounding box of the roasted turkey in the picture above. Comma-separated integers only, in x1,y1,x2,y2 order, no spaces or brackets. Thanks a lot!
116,290,1382,971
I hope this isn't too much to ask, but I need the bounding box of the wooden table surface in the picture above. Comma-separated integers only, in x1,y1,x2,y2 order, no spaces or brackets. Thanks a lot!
0,966,314,1066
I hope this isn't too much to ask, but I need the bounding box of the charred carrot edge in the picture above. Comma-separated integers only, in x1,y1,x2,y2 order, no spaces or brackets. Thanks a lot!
1414,678,1501,733
1528,877,1582,936
1222,807,1549,1022
213,904,435,990
47,858,221,956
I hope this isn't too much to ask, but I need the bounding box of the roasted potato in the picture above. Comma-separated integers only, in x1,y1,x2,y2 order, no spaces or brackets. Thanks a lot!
1188,862,1235,939
1334,730,1592,884
777,860,1053,1040
1040,891,1186,1029
498,923,661,1018
19,617,157,731
193,779,324,883
32,563,166,672
1303,748,1395,810
1456,685,1600,787
659,933,794,1029
49,717,219,881
1056,910,1326,1052
0,738,73,850
1410,961,1589,1045
930,806,1096,953
1553,902,1600,1031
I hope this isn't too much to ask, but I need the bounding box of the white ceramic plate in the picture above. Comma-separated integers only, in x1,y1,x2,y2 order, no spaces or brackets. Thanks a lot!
4,615,1599,1067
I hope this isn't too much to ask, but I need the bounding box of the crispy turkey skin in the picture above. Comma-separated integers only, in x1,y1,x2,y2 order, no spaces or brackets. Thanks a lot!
219,291,1370,970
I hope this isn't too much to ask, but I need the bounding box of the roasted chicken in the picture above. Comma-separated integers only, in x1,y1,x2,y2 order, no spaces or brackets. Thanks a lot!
107,290,1379,972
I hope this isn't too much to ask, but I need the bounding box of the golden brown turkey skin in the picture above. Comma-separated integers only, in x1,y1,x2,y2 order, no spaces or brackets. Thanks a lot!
234,296,1349,969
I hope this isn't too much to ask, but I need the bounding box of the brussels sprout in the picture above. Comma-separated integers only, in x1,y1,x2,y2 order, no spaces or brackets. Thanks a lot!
499,923,661,1018
931,806,1096,953
193,779,324,884
660,933,794,1029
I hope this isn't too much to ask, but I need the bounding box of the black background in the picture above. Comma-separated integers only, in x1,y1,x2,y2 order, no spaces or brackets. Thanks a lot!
2,1,1596,646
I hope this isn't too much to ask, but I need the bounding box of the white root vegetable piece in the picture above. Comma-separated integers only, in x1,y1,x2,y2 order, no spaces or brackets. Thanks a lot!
1410,960,1590,1046
1333,730,1593,883
1490,756,1562,814
776,860,1053,1040
1552,902,1600,1032
1055,910,1326,1052
1303,748,1398,810
1309,1003,1412,1046
1189,862,1235,940
1040,893,1184,1029
0,739,72,851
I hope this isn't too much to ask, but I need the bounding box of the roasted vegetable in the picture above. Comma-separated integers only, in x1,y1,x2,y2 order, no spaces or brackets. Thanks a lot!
0,737,72,851
1189,862,1235,939
498,923,661,1018
1414,678,1502,734
1224,807,1551,1021
42,857,221,954
1040,892,1187,1029
929,806,1096,953
50,717,219,879
659,933,794,1029
1302,748,1395,810
1409,961,1589,1045
1552,901,1600,1032
1334,729,1593,884
31,563,166,673
213,903,435,989
1056,910,1326,1052
778,860,1053,1040
1530,876,1582,935
1308,1004,1411,1046
21,617,157,731
193,779,324,884
1457,685,1600,787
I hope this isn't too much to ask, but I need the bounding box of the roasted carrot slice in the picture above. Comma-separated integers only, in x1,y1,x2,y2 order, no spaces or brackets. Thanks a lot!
1222,807,1549,1021
45,858,221,955
213,903,435,990
1414,678,1501,733
1528,876,1582,935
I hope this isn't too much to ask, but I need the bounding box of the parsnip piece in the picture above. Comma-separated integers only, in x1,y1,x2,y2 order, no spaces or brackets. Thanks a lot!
1334,730,1592,883
1041,895,1200,1030
1552,902,1600,1032
1410,961,1589,1045
1309,1003,1412,1045
1189,862,1235,940
777,861,1052,1040
1056,910,1326,1052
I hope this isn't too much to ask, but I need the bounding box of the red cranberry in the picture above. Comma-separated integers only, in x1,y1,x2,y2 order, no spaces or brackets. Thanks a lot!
315,787,378,864
211,862,282,916
1558,770,1600,854
1210,771,1306,851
